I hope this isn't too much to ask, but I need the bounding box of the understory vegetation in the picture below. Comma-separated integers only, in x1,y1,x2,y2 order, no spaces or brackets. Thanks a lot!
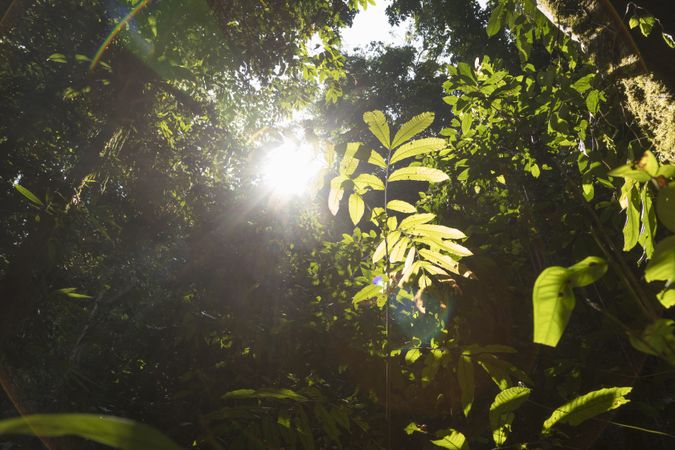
1,0,674,449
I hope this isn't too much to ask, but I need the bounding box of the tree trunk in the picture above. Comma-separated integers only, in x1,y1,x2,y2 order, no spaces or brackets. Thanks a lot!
536,0,675,163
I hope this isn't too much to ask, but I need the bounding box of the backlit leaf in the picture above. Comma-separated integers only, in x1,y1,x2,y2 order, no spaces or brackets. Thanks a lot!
390,138,446,165
328,176,346,215
399,213,436,230
353,283,383,306
532,266,574,347
431,430,469,450
353,173,384,191
391,112,435,149
368,149,387,168
387,200,416,213
388,166,449,183
348,194,365,225
0,414,181,450
457,355,474,417
656,182,675,232
542,387,632,432
223,388,308,401
14,184,44,206
567,256,607,287
489,387,531,446
645,236,675,283
363,110,391,149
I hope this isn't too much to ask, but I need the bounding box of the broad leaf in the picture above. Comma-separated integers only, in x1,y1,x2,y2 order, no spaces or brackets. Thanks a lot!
656,182,675,232
532,266,574,347
645,236,675,283
489,387,531,446
0,414,181,450
353,283,383,306
368,149,387,168
348,194,365,225
363,110,391,149
399,213,436,230
339,143,360,176
388,166,449,183
391,112,435,149
542,387,632,432
390,236,410,262
387,200,416,213
223,388,308,401
486,2,504,37
408,224,466,240
328,176,346,215
390,138,446,165
567,256,607,287
431,430,469,450
457,355,474,417
353,173,384,191
419,248,459,274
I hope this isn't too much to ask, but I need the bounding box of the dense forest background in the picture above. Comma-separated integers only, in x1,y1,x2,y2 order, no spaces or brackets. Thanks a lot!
1,0,674,449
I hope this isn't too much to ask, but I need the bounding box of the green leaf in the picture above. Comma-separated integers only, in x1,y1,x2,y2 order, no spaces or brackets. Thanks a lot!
645,236,675,284
629,319,675,361
407,224,466,240
586,90,601,114
542,387,632,432
399,213,436,230
388,166,449,183
656,164,675,179
391,112,435,149
405,348,422,365
530,163,540,178
353,173,384,191
489,387,531,446
532,266,574,347
328,176,346,215
339,143,360,176
431,430,469,450
567,256,607,287
663,32,675,48
223,388,308,402
368,149,387,168
390,138,446,165
638,184,656,258
656,182,675,232
457,167,470,181
390,236,410,262
623,185,640,251
348,194,365,225
363,110,391,149
629,16,639,29
609,164,652,182
657,288,675,309
353,283,383,306
14,184,44,206
386,200,416,213
638,15,655,36
47,53,67,63
457,355,474,417
638,150,659,176
0,414,181,450
57,288,94,299
486,3,504,37
571,74,594,94
419,248,459,274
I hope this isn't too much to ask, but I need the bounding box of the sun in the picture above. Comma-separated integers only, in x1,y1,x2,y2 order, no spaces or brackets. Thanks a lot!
261,140,324,197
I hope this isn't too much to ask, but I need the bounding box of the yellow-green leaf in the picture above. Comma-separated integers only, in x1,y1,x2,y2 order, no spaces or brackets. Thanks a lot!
391,112,435,149
353,173,384,191
431,430,469,450
368,149,387,168
532,266,574,347
390,236,410,263
353,283,383,306
458,355,474,417
656,182,675,232
363,110,391,149
419,248,459,274
0,414,182,450
388,166,449,183
348,194,365,225
328,176,346,215
645,236,675,283
386,200,416,213
390,138,446,165
489,387,531,446
14,184,44,206
399,213,436,230
408,224,466,240
339,142,361,176
542,387,632,432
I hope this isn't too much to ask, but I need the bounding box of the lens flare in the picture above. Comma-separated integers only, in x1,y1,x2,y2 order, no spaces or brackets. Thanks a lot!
261,141,324,197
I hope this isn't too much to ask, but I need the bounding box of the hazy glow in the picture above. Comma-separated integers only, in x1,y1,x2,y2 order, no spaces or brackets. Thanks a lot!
262,141,324,197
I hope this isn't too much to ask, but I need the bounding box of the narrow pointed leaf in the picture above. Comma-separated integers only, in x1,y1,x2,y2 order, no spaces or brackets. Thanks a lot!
14,184,43,206
419,248,459,274
388,166,449,183
368,149,387,168
339,142,361,176
408,224,466,240
458,355,475,417
0,414,182,450
391,112,435,149
363,110,391,149
399,213,436,230
390,138,446,165
328,176,346,215
353,283,383,306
